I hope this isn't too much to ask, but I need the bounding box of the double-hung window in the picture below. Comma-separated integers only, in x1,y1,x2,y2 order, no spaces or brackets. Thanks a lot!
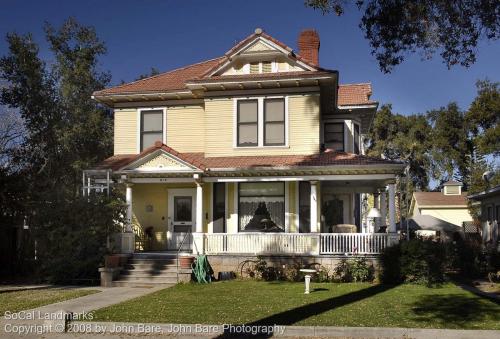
236,97,286,148
324,122,344,151
140,109,163,151
264,98,285,146
237,100,258,147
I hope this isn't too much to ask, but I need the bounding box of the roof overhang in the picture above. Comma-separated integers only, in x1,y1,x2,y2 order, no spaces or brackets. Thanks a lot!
186,74,336,92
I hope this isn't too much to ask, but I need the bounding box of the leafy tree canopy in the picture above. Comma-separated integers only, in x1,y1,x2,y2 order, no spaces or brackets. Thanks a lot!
305,0,500,72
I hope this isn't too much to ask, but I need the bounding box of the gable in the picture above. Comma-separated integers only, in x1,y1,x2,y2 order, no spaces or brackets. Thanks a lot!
123,150,201,172
212,35,314,77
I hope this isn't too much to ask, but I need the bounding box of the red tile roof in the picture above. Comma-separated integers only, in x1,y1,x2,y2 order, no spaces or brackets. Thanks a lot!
338,83,376,106
93,31,376,107
95,143,402,172
413,192,468,207
94,57,224,96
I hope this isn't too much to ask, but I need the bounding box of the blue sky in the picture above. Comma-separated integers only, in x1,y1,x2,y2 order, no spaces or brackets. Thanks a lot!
0,0,499,116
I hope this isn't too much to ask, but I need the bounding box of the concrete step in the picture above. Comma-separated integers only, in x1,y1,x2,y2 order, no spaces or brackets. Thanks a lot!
121,268,192,275
112,281,175,288
117,275,179,283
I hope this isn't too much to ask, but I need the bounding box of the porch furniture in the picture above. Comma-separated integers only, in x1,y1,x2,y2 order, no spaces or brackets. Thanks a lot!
299,269,317,294
332,224,357,233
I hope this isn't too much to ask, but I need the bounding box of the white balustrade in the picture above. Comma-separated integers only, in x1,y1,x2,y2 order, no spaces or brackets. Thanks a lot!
203,233,397,255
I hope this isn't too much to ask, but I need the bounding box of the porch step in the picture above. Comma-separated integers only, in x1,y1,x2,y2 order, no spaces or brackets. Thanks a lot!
111,281,175,288
111,253,193,287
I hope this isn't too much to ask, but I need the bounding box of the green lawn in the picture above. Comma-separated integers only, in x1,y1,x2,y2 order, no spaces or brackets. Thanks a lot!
0,287,99,314
93,281,500,329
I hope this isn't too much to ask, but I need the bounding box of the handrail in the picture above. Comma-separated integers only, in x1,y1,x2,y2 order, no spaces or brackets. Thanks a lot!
176,232,191,283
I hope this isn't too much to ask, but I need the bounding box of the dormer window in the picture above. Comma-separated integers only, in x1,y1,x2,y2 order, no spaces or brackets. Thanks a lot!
250,62,260,74
248,61,275,74
262,61,272,73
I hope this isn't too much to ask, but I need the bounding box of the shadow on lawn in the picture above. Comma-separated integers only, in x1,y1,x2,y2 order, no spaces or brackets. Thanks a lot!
411,294,499,328
216,283,398,338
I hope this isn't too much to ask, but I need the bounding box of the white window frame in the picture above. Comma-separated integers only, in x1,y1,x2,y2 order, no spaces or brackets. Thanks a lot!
233,96,289,149
137,107,167,153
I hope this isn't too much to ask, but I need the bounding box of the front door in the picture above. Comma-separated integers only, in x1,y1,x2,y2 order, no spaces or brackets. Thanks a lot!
167,188,196,251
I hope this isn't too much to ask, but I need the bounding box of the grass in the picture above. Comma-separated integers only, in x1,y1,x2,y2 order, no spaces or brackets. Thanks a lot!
0,287,99,314
93,281,500,329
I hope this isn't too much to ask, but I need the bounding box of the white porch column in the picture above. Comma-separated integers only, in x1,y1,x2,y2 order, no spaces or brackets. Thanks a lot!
125,183,133,232
388,183,396,233
119,183,135,254
193,180,204,255
195,182,203,233
380,190,387,227
373,192,380,230
310,181,319,233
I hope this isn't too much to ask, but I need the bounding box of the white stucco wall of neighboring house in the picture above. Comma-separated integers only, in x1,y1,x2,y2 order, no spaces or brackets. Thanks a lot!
419,207,473,226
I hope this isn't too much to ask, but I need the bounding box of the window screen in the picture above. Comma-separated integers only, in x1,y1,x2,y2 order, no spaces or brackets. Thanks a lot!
237,100,258,146
324,123,344,151
140,110,163,151
354,123,360,154
264,98,285,146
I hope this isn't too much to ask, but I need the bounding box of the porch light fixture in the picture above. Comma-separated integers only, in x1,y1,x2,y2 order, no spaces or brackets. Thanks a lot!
367,207,381,234
367,207,381,218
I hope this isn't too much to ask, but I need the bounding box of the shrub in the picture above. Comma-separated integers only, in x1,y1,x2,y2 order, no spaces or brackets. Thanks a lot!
333,257,374,283
379,243,402,284
380,239,446,285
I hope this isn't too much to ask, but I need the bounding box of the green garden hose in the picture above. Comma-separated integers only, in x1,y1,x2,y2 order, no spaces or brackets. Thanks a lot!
192,255,211,283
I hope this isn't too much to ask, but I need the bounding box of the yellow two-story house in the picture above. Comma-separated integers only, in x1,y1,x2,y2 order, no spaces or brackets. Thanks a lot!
88,29,403,265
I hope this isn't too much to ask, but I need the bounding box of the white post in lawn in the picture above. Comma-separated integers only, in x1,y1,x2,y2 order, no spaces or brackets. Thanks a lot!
125,183,133,232
310,181,318,233
380,190,387,228
388,183,396,233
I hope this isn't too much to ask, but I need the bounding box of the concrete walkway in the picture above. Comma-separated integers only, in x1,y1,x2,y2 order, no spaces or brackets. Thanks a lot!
0,285,167,338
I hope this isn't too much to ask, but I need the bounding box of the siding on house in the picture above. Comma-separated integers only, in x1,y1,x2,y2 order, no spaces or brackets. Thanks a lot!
419,208,472,227
114,108,137,155
204,94,320,157
166,105,205,153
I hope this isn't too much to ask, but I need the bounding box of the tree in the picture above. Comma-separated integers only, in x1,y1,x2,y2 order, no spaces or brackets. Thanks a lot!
427,103,471,185
0,18,120,282
305,0,500,72
367,104,432,218
466,80,500,156
368,104,432,191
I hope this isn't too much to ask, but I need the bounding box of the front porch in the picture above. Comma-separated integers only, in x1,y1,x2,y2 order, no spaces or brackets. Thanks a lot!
86,143,404,258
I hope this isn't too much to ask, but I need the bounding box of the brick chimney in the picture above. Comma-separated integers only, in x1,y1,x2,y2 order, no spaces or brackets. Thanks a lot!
298,29,320,66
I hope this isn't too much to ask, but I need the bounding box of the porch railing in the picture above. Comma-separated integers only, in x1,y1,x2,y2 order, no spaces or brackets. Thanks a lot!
203,233,398,255
319,233,397,255
204,233,319,255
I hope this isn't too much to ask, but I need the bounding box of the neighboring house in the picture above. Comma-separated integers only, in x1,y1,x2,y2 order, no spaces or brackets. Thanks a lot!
87,29,403,278
468,184,500,247
409,181,472,240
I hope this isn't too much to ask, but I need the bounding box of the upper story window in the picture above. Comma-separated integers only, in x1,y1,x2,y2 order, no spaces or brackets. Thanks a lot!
353,123,360,155
324,122,344,151
235,97,288,148
140,109,163,151
237,100,259,146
